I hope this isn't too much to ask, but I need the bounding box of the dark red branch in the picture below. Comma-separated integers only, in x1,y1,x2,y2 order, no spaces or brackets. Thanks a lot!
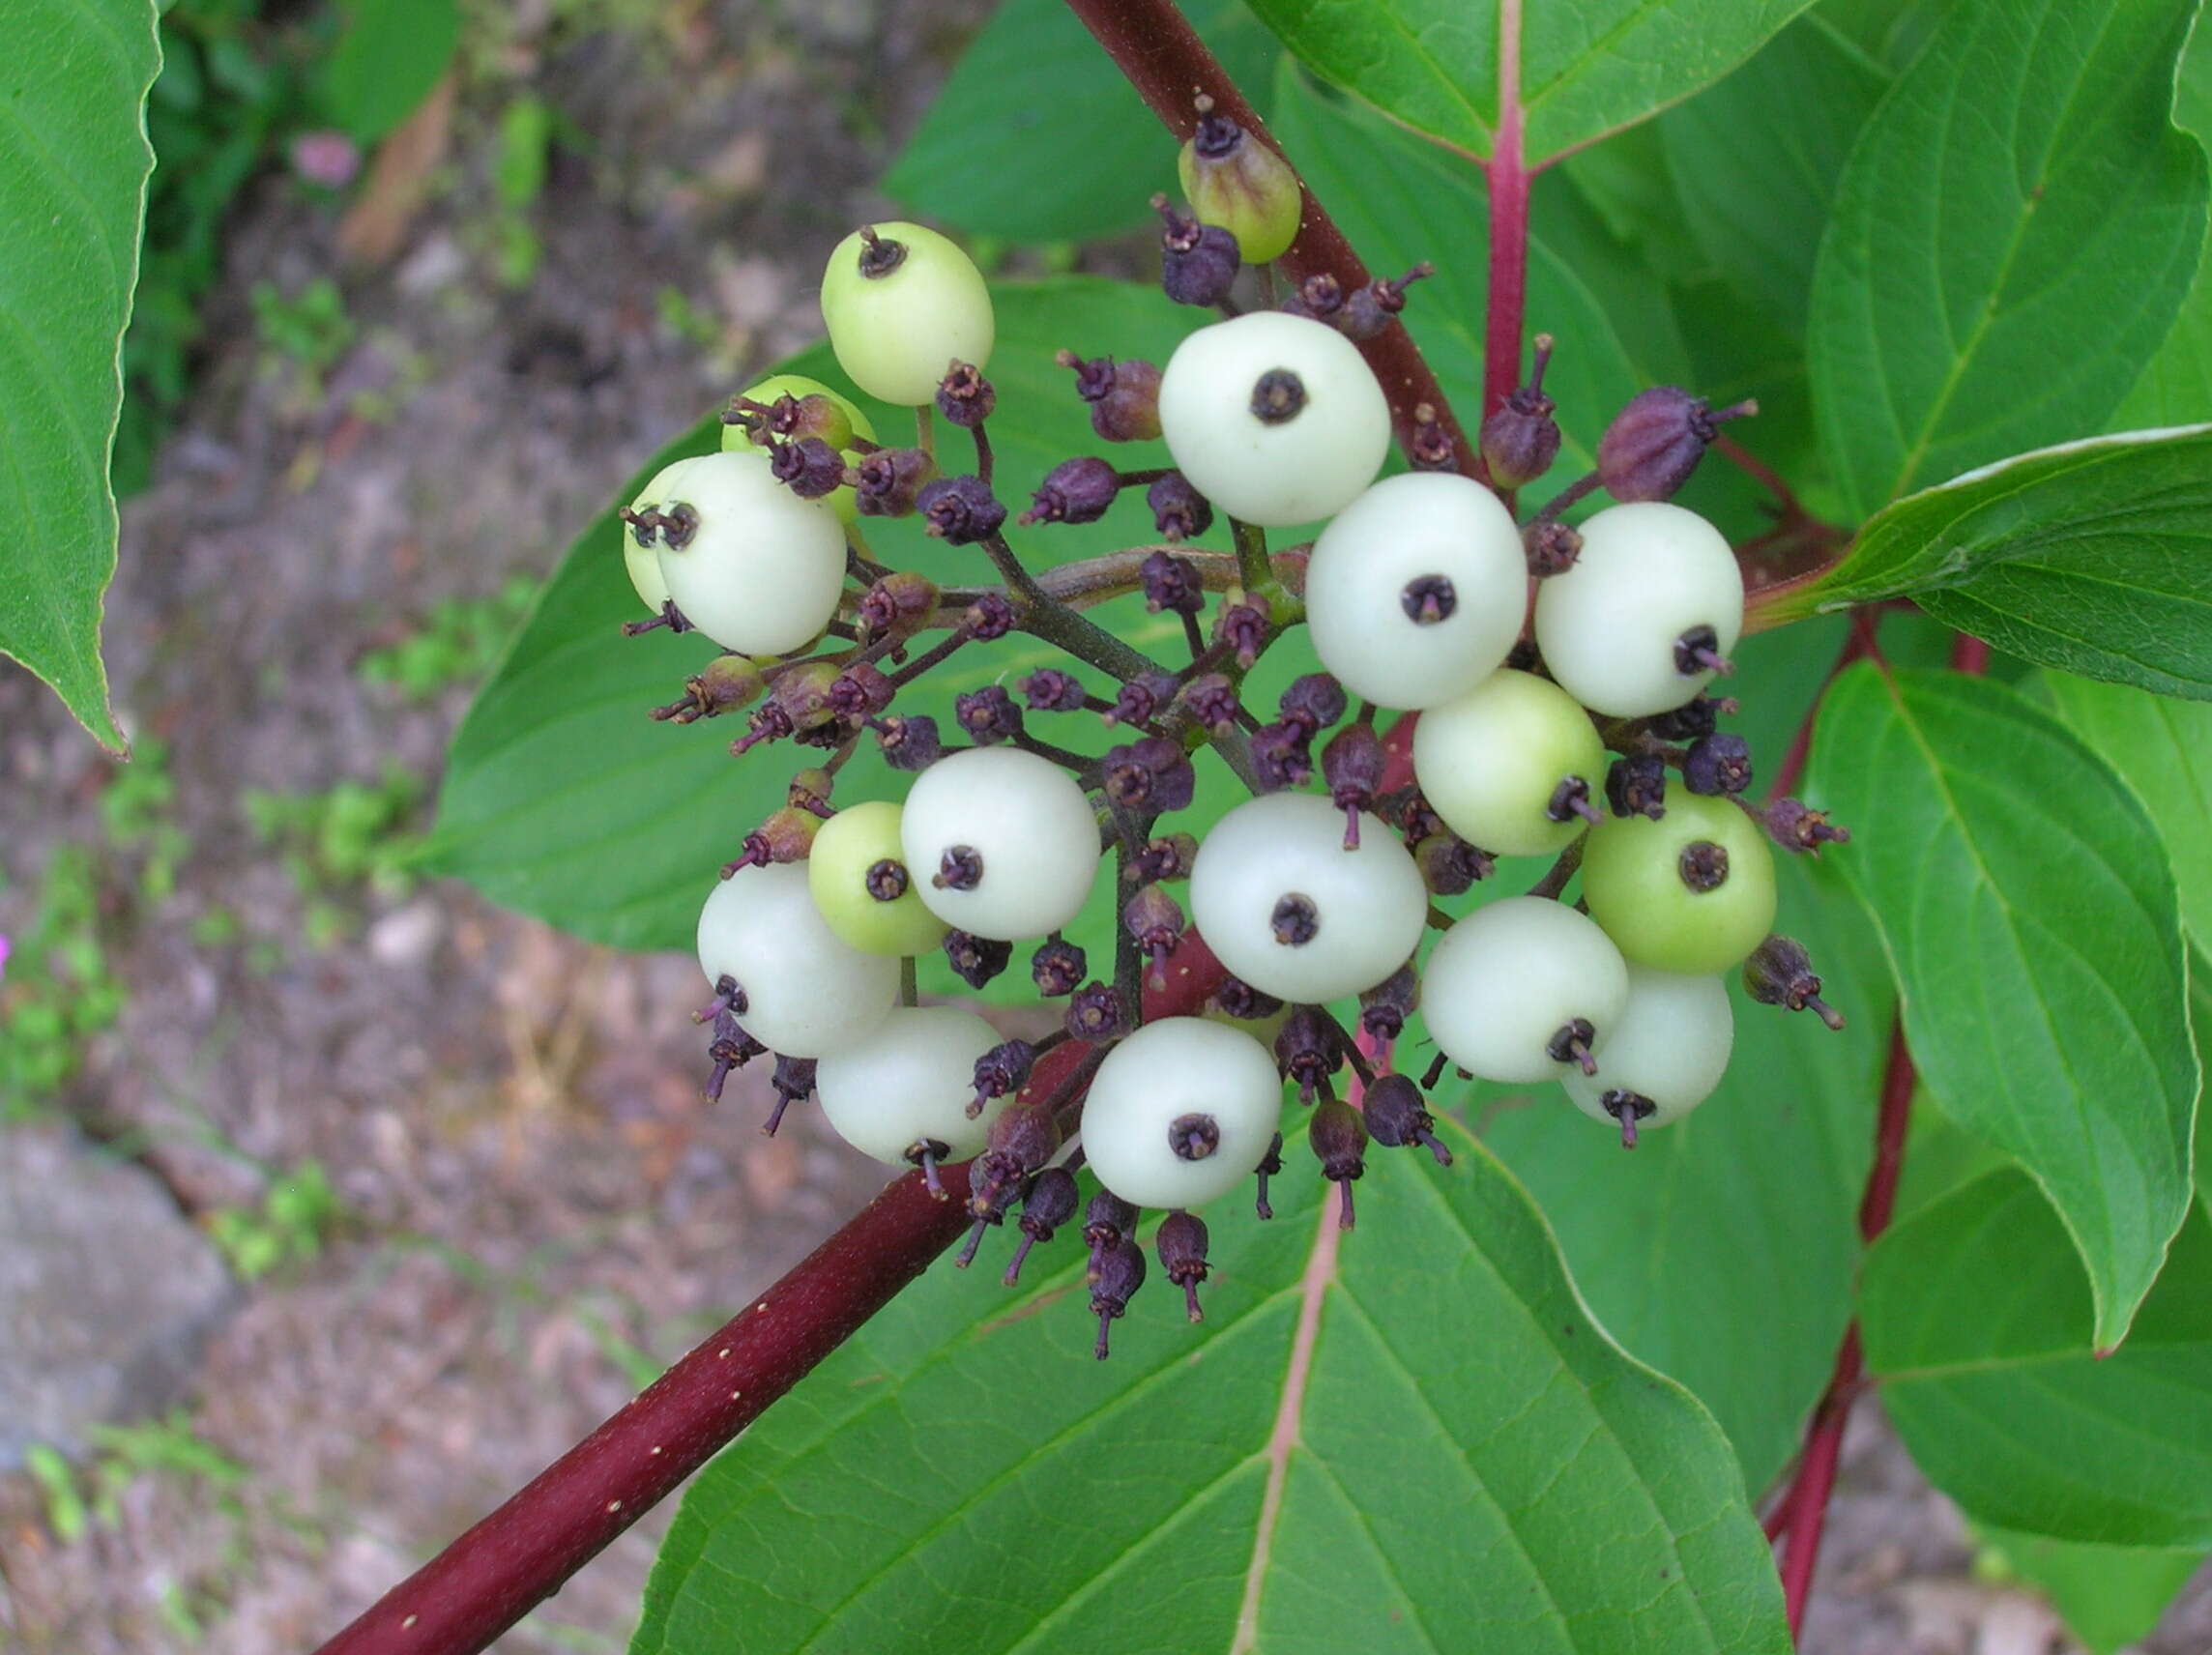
1061,0,1476,474
311,1165,975,1655
1482,0,1528,421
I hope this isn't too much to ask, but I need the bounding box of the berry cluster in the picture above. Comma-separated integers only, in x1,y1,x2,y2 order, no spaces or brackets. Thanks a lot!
616,107,1851,1358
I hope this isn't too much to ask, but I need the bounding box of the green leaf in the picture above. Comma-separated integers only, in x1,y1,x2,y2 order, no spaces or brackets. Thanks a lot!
1862,1170,2212,1545
1807,0,2209,518
0,0,160,752
1977,1525,2206,1655
1771,427,2212,700
1480,619,1895,1496
1241,0,1809,164
1658,15,1888,334
320,0,459,144
885,0,1277,245
1809,666,2198,1350
632,1138,1786,1654
2043,674,2212,948
427,278,1201,972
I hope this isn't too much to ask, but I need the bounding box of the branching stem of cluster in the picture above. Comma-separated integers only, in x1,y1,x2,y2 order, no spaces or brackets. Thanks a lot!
1230,517,1272,596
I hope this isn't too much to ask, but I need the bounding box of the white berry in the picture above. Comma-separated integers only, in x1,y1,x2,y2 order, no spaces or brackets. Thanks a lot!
1081,1017,1283,1209
1156,310,1391,527
1534,502,1744,717
619,456,702,612
815,1005,1007,1166
900,746,1102,942
1187,791,1426,1003
820,222,995,407
1422,896,1630,1083
654,450,848,656
695,863,900,1058
1303,472,1528,710
1412,669,1608,857
1562,967,1734,1145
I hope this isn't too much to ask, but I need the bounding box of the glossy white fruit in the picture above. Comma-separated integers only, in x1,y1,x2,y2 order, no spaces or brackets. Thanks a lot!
695,862,900,1058
1081,1017,1283,1209
619,455,703,611
1156,310,1390,527
1422,896,1630,1083
1187,791,1427,1003
1562,967,1734,1139
900,746,1102,941
820,221,995,407
1412,669,1608,857
1533,501,1744,717
815,1005,1006,1165
654,450,847,656
1303,472,1528,710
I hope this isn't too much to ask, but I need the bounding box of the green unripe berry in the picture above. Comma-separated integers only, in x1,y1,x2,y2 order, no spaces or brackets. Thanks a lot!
723,373,876,524
1412,670,1608,857
820,222,995,407
1581,792,1777,974
807,799,950,958
1177,98,1302,264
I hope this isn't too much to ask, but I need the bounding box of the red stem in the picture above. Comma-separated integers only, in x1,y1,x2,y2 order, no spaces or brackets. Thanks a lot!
1061,0,1477,473
311,1164,975,1655
1482,0,1528,421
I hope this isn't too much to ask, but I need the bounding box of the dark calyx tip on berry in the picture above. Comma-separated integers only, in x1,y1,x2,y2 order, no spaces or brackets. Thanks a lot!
1140,550,1205,615
1064,980,1130,1041
1400,573,1457,624
1275,1004,1349,1104
1156,1210,1211,1323
1005,1166,1080,1287
1148,471,1213,540
1678,840,1731,893
955,685,1024,744
856,224,907,278
1596,386,1756,503
1364,1073,1451,1167
1084,1189,1140,1283
760,1053,813,1134
1674,624,1735,678
1410,402,1458,472
1152,193,1241,308
1480,333,1563,488
1602,1089,1656,1150
621,598,696,637
969,1038,1038,1118
1249,368,1307,426
1167,1112,1221,1163
936,844,985,891
1546,775,1604,827
1278,673,1348,737
694,973,747,1024
1091,1238,1147,1360
1358,963,1418,1044
1762,797,1851,855
1270,891,1321,946
1745,934,1847,1031
1546,1018,1599,1077
1210,973,1283,1024
1339,264,1434,340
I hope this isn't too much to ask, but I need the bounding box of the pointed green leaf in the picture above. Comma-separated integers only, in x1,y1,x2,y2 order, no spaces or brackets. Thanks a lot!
1807,0,2208,517
320,0,459,143
1241,0,1809,163
1768,427,2212,700
1863,1171,2212,1545
632,1139,1785,1654
2111,18,2211,428
1809,666,2197,1350
426,279,1201,971
0,0,162,752
885,0,1278,244
1659,15,1889,334
2043,673,2212,948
